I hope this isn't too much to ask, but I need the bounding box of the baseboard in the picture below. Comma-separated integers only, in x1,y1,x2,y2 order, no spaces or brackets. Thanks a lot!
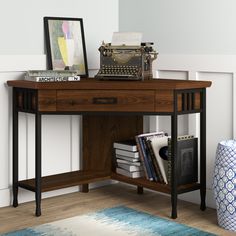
18,180,116,204
0,180,116,208
179,188,216,209
17,186,81,204
0,188,11,207
89,180,117,189
1,182,216,210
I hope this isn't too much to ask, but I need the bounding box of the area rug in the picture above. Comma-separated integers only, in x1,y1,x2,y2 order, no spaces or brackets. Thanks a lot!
2,206,216,236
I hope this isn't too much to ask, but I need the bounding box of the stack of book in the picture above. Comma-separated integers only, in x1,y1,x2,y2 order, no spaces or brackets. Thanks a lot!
24,70,80,82
114,140,143,178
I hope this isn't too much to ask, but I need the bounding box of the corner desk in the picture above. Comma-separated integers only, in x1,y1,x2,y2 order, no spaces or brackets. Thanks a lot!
7,78,211,218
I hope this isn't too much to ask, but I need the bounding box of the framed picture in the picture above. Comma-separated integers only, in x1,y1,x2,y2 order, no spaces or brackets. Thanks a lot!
44,16,88,77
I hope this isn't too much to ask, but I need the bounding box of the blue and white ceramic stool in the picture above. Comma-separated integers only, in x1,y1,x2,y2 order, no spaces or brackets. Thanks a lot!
213,140,236,232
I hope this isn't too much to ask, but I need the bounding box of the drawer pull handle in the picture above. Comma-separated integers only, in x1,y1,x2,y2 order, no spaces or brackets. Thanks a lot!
93,97,117,104
69,100,76,105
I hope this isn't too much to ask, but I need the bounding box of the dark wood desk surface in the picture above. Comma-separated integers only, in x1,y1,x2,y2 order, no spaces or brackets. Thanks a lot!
7,78,211,114
7,77,211,90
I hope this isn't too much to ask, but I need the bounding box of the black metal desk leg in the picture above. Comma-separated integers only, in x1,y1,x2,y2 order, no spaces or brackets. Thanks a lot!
137,186,144,194
81,184,89,193
200,89,206,211
171,92,178,219
13,88,18,207
35,113,42,216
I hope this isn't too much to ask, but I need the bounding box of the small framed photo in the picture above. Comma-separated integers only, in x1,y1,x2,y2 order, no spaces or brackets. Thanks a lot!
44,16,88,77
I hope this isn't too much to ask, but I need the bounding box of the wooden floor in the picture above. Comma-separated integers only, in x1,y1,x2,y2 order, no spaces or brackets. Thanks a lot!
0,183,235,235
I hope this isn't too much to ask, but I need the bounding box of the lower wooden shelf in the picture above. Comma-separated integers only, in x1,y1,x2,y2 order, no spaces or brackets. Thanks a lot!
111,172,201,194
18,170,111,192
18,170,201,195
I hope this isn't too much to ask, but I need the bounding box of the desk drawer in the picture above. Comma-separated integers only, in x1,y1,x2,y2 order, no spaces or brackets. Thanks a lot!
38,90,56,112
57,90,155,112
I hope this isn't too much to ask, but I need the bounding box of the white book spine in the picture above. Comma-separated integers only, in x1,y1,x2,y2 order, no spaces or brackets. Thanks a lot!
113,142,137,152
137,131,165,138
116,167,143,178
150,136,169,184
117,163,143,172
116,155,140,162
27,70,78,77
116,158,141,166
115,149,139,158
25,75,80,82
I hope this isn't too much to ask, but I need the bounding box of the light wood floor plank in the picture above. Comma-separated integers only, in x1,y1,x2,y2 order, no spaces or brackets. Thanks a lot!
0,183,235,235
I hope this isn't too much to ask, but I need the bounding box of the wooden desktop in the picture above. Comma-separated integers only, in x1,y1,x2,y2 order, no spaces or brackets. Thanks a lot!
7,78,211,218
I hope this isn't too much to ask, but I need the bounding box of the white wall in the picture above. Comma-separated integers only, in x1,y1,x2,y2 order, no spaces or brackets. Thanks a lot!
0,0,118,69
0,0,118,207
119,0,236,208
119,0,236,54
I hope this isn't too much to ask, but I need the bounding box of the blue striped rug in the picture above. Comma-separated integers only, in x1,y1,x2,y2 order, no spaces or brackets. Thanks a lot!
2,206,216,236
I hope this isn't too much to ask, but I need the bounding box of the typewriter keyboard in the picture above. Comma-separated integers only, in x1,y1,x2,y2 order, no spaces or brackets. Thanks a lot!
96,65,140,79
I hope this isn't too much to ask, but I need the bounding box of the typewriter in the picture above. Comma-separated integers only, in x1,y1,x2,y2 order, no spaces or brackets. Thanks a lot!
95,42,157,80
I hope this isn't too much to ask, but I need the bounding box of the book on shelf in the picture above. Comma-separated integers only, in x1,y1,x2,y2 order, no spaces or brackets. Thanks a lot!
135,136,152,181
150,136,169,184
115,149,139,158
139,136,158,182
136,131,165,139
116,155,140,162
135,131,166,182
116,158,142,166
117,163,143,172
113,139,137,152
167,135,198,185
116,167,143,178
145,139,165,184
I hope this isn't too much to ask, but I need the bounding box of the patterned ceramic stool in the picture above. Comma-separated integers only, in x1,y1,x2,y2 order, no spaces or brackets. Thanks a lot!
213,140,236,232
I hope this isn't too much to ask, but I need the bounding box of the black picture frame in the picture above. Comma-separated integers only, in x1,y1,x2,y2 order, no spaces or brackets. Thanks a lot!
44,16,88,77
